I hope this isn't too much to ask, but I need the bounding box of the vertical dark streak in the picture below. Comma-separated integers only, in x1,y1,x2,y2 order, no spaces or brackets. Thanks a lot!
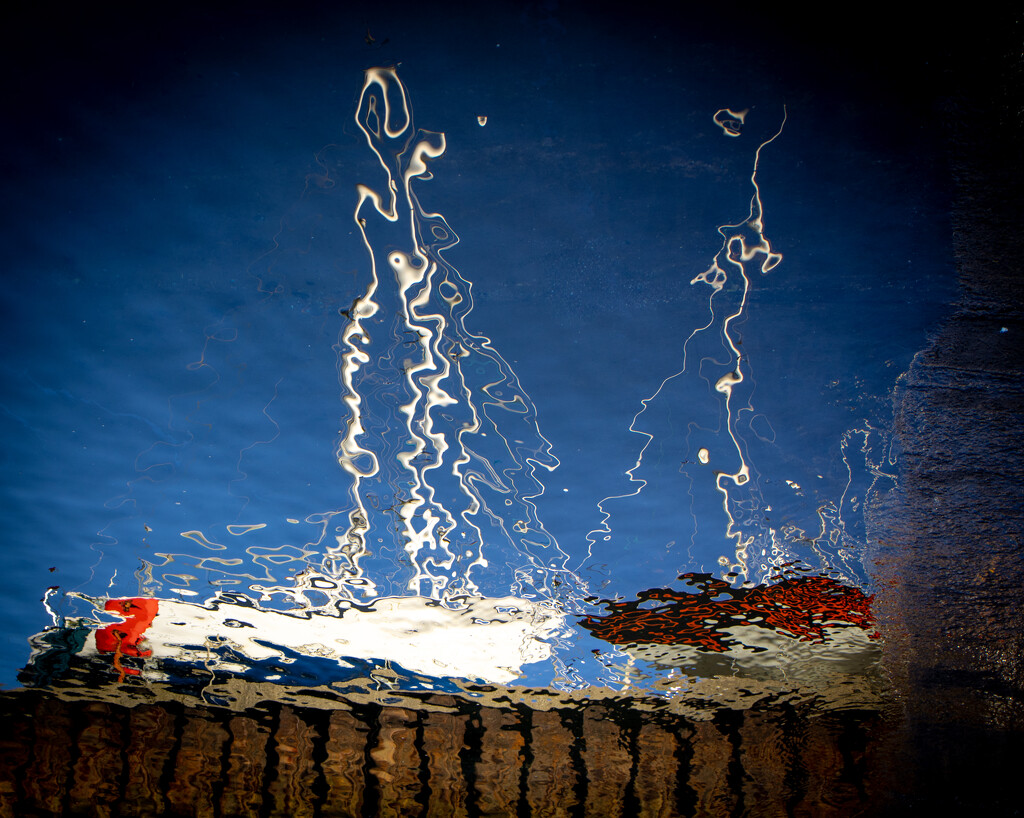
514,704,532,818
620,707,642,818
154,701,185,806
212,708,234,818
674,716,697,817
307,706,333,816
837,710,871,803
59,697,86,813
112,701,131,812
213,708,235,818
7,693,36,811
257,703,283,818
781,704,807,817
413,707,431,815
714,708,745,817
460,707,483,818
359,702,382,818
564,707,587,818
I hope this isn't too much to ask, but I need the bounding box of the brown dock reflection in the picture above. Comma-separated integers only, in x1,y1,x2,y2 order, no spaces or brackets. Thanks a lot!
0,687,887,817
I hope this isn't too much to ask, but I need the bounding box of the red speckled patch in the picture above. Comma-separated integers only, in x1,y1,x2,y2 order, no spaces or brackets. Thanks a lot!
580,574,877,652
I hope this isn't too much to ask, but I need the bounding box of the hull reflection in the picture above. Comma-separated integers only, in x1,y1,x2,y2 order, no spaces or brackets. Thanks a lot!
21,574,884,713
581,572,881,684
24,593,563,689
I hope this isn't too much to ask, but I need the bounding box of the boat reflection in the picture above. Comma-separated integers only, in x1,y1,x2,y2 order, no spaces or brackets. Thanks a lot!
581,571,879,682
21,67,885,709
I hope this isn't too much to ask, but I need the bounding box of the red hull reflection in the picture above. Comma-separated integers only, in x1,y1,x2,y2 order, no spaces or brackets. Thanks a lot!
580,573,878,652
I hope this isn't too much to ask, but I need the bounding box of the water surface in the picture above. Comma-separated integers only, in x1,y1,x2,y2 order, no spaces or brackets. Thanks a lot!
1,4,955,704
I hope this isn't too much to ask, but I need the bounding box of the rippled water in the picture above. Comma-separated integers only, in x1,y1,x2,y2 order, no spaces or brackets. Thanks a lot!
2,7,954,714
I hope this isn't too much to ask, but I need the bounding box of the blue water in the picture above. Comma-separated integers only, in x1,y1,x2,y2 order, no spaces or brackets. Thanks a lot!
0,2,955,691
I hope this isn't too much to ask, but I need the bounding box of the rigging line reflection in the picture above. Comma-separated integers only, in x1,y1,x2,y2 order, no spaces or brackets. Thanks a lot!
317,66,579,609
583,105,787,585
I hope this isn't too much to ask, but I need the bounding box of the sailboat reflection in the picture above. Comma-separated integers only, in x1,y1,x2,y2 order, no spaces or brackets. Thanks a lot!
23,66,574,697
22,67,882,703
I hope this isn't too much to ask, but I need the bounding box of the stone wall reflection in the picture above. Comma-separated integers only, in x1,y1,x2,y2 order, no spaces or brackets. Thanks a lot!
0,690,885,817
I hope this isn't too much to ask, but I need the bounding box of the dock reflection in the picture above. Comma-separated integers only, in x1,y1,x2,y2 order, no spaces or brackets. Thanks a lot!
0,687,886,817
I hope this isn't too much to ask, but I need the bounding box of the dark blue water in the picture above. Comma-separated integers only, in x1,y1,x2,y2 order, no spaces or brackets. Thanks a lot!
0,2,955,693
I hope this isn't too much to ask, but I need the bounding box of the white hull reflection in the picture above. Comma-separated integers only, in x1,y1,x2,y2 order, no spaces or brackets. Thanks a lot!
61,594,564,687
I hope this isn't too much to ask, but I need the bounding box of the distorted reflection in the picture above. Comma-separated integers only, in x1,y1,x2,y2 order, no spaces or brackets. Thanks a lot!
22,67,885,707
